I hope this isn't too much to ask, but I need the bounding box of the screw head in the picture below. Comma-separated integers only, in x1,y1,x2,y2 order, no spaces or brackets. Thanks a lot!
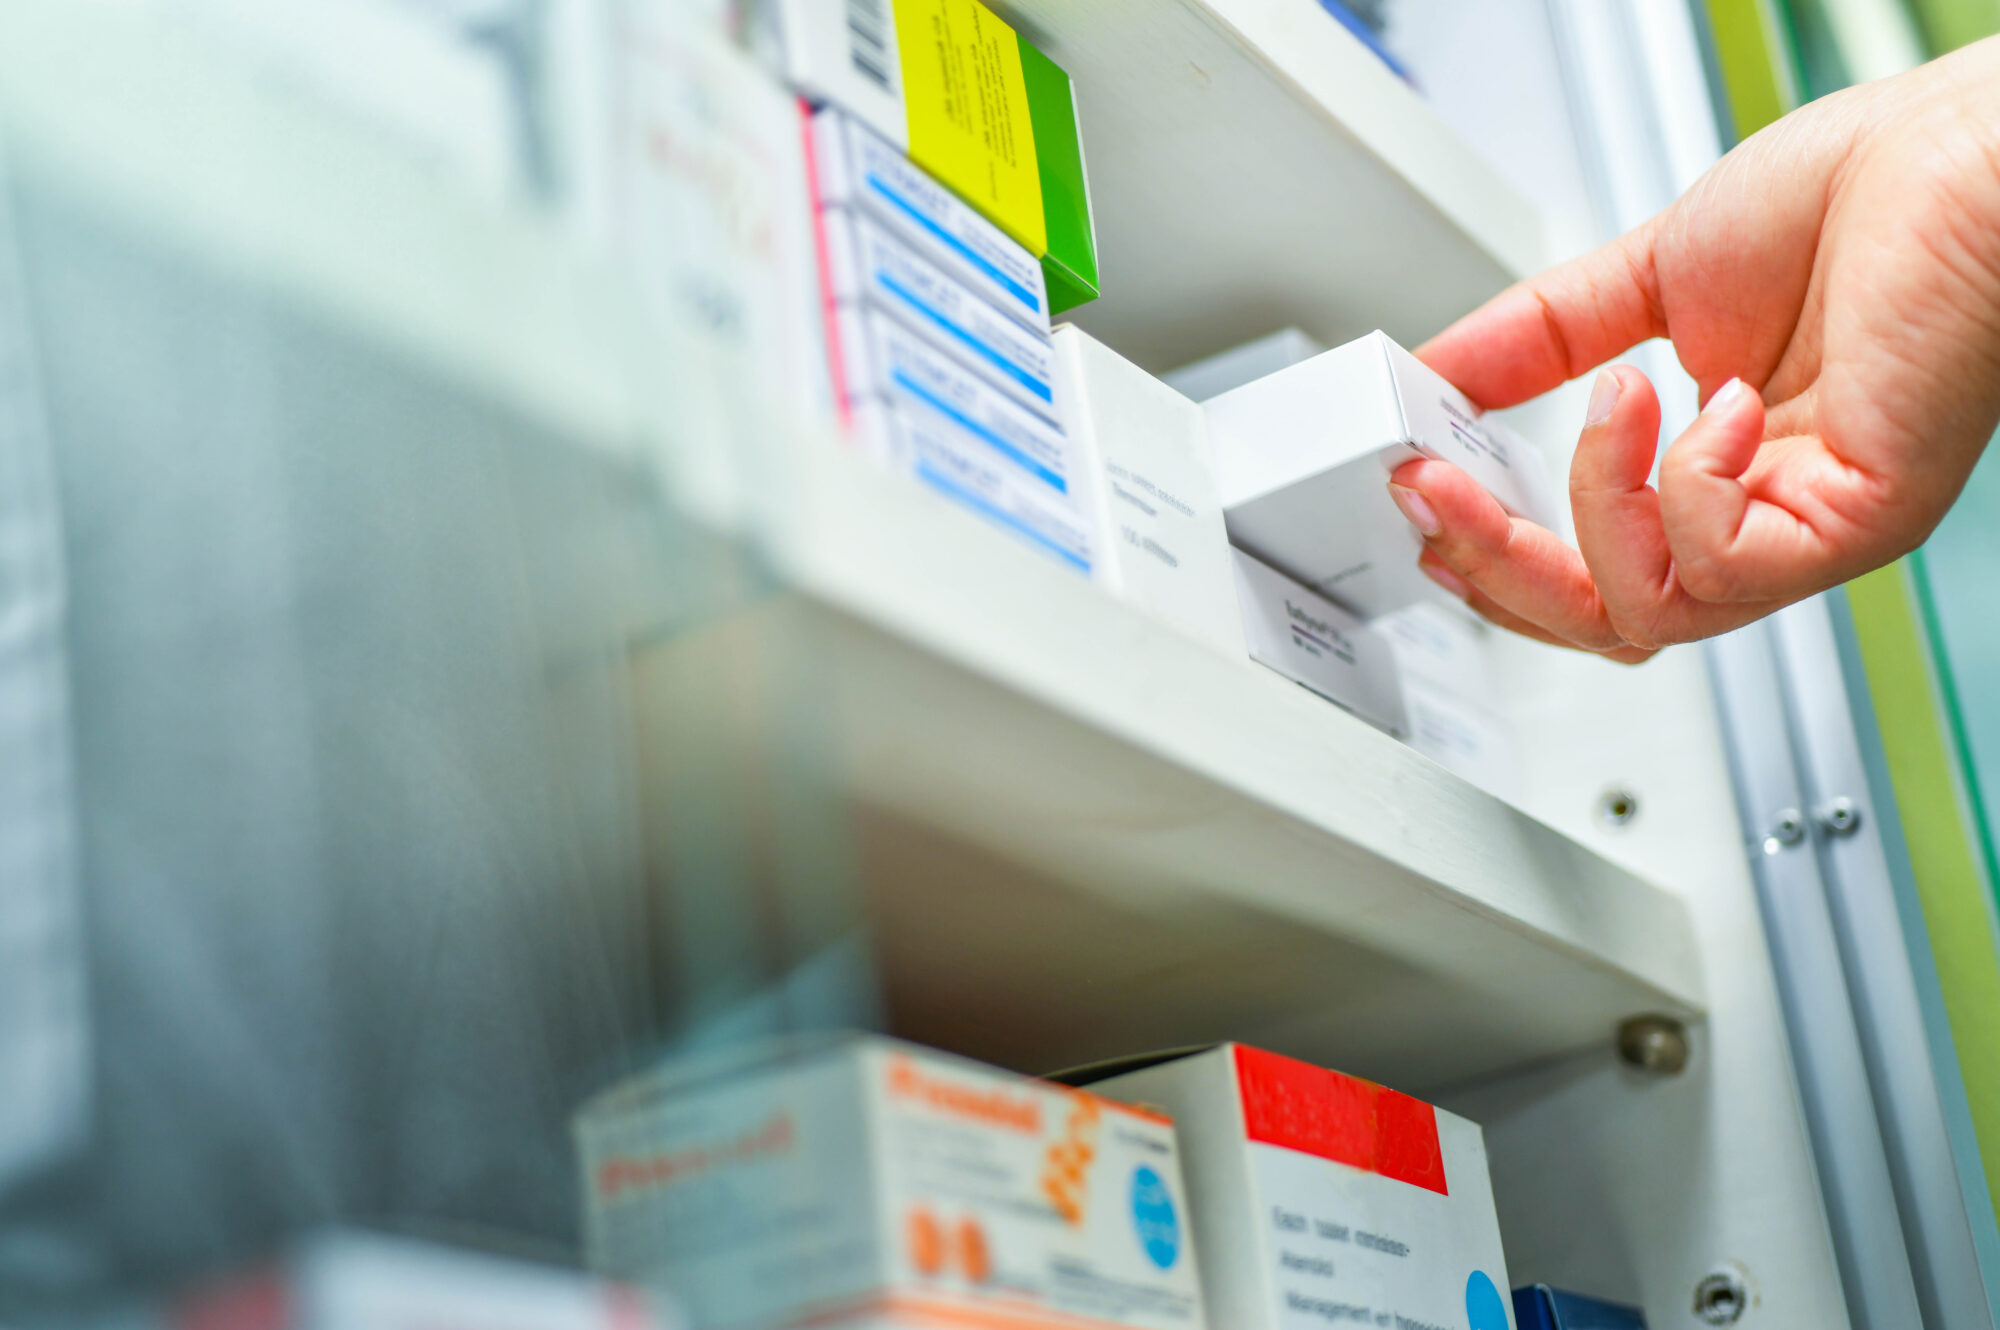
1762,808,1806,854
1596,787,1640,829
1616,1014,1691,1075
1818,797,1862,837
1693,1265,1749,1325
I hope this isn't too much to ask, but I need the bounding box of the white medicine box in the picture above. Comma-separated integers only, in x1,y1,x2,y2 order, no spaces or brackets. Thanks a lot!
577,1034,1208,1330
1084,1044,1516,1330
1055,327,1245,658
1204,331,1558,619
1232,551,1408,737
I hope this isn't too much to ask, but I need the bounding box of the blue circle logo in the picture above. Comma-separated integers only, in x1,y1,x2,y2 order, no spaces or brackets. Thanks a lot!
1130,1166,1180,1269
1466,1270,1508,1330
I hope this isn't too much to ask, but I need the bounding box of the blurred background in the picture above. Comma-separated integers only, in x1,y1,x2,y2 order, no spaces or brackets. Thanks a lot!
2,2,1999,1329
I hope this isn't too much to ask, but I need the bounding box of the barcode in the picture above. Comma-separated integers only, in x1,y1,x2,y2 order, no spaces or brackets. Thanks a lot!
846,0,892,91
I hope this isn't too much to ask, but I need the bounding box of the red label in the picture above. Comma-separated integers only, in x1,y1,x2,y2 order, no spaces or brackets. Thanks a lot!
1233,1045,1447,1195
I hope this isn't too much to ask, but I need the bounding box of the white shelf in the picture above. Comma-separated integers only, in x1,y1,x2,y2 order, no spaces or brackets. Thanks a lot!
1004,0,1545,373
634,442,1703,1091
5,0,1697,1092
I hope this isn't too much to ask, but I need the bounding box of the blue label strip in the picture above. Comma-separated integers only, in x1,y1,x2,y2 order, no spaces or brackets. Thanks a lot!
891,367,1067,494
915,460,1090,574
877,271,1055,404
866,173,1042,314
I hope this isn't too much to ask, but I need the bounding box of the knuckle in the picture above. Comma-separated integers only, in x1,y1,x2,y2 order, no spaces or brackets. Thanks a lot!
1674,552,1743,603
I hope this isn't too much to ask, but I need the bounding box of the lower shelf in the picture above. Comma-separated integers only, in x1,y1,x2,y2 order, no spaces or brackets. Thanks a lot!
631,446,1705,1092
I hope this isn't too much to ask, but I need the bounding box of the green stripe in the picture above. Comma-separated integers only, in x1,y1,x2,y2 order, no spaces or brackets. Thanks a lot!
1846,562,2000,1212
1017,35,1097,314
1904,0,2000,55
1701,0,1799,138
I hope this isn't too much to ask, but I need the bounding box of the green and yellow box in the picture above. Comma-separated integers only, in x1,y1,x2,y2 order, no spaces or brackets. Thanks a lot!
776,0,1100,312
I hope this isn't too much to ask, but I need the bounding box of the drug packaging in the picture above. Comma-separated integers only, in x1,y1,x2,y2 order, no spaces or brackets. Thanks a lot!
1231,552,1408,736
577,1033,1208,1330
550,11,828,525
1082,1044,1516,1330
838,306,1096,574
170,1230,673,1330
819,207,1059,422
1055,327,1245,656
1377,604,1521,800
810,107,1050,333
1205,331,1558,619
768,0,1099,312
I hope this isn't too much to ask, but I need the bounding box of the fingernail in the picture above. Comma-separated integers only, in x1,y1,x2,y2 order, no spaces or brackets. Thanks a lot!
1421,559,1471,600
1388,483,1442,537
1585,369,1621,427
1703,377,1751,417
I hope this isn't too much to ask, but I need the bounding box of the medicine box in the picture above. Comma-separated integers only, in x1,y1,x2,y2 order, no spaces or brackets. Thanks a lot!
169,1230,674,1330
838,306,1096,574
1082,1044,1516,1330
1205,330,1558,619
1232,551,1408,736
1377,604,1521,800
577,1033,1209,1330
770,0,1099,312
811,108,1050,333
1055,327,1245,657
820,207,1059,423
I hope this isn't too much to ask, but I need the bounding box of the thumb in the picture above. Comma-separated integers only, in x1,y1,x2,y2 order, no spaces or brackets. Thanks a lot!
1658,378,1770,602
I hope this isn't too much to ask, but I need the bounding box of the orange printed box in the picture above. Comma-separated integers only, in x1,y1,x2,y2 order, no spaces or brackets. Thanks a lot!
576,1034,1207,1330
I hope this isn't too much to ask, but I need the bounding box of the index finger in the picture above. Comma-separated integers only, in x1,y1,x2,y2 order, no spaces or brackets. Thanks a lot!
1416,219,1666,409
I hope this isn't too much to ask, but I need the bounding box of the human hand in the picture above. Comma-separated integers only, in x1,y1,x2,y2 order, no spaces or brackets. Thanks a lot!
1391,35,2000,662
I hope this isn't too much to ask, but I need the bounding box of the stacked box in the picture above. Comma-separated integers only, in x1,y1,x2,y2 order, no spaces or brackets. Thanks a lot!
773,0,1099,312
842,308,1094,573
812,107,1096,576
811,109,1051,333
577,1033,1209,1330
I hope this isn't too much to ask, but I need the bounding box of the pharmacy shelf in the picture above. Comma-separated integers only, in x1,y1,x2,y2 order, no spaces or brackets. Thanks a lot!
6,0,1698,1092
634,442,1704,1092
1006,0,1544,373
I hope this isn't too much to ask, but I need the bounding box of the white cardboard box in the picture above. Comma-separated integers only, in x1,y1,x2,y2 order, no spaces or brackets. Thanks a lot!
170,1230,675,1330
1205,331,1558,619
819,208,1059,425
577,1034,1208,1330
839,306,1096,575
811,108,1050,334
769,0,907,151
1054,327,1244,657
1083,1044,1516,1330
551,12,827,526
1231,551,1408,737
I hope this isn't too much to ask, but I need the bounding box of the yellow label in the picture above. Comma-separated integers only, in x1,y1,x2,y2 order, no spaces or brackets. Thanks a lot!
892,0,1047,255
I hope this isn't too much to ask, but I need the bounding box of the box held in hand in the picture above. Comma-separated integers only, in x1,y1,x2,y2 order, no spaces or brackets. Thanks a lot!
1206,330,1558,619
